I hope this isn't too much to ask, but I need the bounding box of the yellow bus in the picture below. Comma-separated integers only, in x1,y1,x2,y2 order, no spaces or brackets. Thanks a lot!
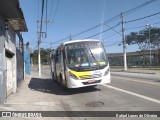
52,39,110,88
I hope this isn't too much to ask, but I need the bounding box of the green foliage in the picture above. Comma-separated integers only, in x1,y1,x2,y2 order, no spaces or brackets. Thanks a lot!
126,27,160,51
31,48,54,65
32,50,38,64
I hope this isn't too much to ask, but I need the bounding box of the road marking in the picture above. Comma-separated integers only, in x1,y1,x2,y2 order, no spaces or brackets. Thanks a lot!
112,76,160,87
103,84,160,104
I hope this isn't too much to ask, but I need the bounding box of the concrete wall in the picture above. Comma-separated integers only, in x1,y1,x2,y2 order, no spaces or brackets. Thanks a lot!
5,22,17,95
0,15,6,104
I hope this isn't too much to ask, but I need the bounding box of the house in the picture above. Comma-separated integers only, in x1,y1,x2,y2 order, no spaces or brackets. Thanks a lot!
0,0,27,104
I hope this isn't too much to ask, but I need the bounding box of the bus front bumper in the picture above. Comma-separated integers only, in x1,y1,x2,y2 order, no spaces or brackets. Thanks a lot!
67,75,111,88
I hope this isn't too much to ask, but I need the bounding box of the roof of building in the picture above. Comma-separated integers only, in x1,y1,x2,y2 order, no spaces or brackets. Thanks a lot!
0,0,28,32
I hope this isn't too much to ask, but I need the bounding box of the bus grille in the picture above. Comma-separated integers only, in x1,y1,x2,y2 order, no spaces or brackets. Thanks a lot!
79,73,102,80
82,80,101,85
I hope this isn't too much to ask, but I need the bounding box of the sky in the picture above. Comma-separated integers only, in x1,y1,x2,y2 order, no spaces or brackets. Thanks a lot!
19,0,160,53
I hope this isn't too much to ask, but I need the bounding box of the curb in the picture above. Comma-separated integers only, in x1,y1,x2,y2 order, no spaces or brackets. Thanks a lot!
110,70,156,74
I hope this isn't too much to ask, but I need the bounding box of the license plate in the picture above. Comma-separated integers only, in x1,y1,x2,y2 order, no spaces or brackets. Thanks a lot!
88,80,96,83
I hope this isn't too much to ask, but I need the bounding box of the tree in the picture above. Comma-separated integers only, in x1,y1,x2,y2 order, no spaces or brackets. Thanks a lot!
31,50,38,64
31,48,54,65
125,27,160,66
126,27,160,51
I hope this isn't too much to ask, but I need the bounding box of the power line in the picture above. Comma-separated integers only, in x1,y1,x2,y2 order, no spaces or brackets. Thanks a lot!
31,45,38,53
125,21,160,30
153,21,160,25
125,11,160,23
47,0,60,30
102,13,160,35
46,0,48,33
123,0,157,16
49,0,55,21
39,0,45,43
102,32,122,41
38,0,40,20
26,33,37,42
48,0,59,23
46,20,160,46
55,0,157,42
50,12,160,45
104,41,122,47
85,22,121,39
42,0,158,50
125,25,145,30
53,0,59,21
71,15,121,39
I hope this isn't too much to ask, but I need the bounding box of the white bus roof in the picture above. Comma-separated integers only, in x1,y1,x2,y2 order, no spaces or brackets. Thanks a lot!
63,39,101,45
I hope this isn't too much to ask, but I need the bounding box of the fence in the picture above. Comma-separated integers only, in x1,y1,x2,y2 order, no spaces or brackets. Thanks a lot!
108,50,160,68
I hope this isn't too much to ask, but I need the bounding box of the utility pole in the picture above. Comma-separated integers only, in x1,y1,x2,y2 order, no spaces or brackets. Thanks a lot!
37,20,51,76
121,12,127,71
149,26,151,70
37,20,41,76
146,24,152,70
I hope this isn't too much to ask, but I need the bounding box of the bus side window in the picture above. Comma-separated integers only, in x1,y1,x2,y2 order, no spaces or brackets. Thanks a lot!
55,49,61,63
55,50,58,63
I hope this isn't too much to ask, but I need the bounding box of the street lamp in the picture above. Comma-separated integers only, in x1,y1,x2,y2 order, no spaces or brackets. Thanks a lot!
146,24,153,70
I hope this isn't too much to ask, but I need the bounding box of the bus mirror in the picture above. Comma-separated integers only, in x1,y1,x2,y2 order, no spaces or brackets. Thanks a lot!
61,45,64,50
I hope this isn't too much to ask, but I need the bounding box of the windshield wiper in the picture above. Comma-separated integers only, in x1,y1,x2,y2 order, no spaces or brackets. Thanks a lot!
88,48,99,68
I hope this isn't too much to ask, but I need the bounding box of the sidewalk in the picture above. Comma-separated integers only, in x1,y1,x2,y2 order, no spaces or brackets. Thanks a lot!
111,68,160,81
0,66,70,120
111,67,160,74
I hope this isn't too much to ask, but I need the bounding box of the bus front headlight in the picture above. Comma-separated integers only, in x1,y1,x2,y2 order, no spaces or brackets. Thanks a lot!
69,71,79,80
104,69,110,76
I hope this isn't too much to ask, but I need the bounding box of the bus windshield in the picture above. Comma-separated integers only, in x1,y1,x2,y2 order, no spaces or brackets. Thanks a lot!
65,41,108,71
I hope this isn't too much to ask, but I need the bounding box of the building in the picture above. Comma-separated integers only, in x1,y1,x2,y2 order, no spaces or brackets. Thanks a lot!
0,0,27,104
108,50,160,67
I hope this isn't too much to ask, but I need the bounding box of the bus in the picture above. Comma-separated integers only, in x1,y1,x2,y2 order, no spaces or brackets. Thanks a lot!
51,39,111,88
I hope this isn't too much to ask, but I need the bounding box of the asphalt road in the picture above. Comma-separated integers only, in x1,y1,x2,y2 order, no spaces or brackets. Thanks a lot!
41,65,160,119
1,65,160,120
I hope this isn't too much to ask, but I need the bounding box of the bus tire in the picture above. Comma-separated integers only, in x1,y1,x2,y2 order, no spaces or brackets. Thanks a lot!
54,73,58,83
59,74,63,85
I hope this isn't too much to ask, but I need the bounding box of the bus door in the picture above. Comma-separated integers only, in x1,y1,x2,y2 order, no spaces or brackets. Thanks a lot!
55,48,61,82
61,46,66,85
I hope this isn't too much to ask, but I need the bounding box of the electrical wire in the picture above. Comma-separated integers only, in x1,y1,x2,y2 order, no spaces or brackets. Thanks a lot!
39,0,45,43
84,22,121,39
123,0,157,16
38,0,40,20
40,0,159,50
46,0,48,33
104,41,122,47
125,11,160,23
102,32,121,40
55,0,157,43
53,0,59,21
49,0,55,21
47,0,60,30
125,21,160,30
